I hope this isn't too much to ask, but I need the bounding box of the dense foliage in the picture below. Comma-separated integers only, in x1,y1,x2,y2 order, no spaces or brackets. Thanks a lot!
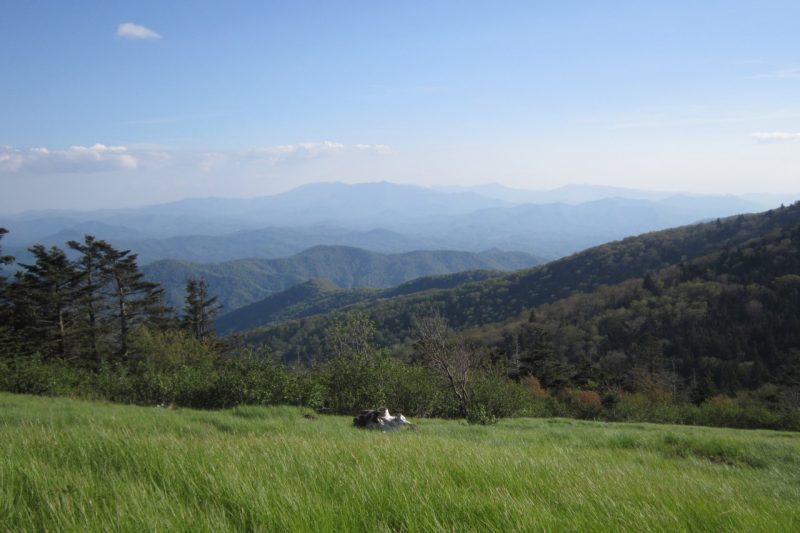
1,235,171,366
472,220,800,413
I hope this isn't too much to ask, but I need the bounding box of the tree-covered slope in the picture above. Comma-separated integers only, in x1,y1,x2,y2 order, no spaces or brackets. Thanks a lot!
216,279,373,334
474,218,800,396
144,246,540,312
241,204,800,363
216,270,502,334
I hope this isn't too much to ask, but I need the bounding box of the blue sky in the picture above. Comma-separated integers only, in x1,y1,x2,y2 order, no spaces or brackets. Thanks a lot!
1,1,799,211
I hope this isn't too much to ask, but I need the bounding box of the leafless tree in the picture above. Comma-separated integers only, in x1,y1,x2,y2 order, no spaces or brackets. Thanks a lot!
413,310,483,416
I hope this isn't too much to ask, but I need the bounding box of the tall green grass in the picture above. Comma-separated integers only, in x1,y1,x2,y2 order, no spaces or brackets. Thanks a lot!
1,393,798,531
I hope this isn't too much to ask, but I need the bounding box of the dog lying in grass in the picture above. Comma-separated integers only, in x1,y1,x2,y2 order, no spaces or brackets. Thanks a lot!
353,407,414,431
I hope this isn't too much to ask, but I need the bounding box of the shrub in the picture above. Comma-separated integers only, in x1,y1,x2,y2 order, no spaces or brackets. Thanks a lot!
569,390,603,419
611,392,692,424
691,396,789,430
466,404,498,425
321,349,392,414
0,354,89,397
601,387,622,410
470,373,531,419
520,375,549,399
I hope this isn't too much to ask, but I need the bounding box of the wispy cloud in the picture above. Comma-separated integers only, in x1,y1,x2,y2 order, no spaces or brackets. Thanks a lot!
751,131,800,143
249,141,390,164
116,22,162,40
0,141,390,175
0,144,141,173
747,68,800,80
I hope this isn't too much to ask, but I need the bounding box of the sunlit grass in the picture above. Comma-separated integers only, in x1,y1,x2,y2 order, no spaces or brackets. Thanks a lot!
1,393,798,531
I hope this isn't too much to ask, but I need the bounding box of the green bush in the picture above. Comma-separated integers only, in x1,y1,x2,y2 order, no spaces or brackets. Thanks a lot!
0,354,89,397
610,392,693,424
469,373,532,419
690,395,800,431
466,404,498,425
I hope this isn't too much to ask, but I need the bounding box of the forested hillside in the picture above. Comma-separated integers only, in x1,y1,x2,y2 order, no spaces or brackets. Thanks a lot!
477,219,800,400
242,204,800,365
144,246,539,312
216,270,502,334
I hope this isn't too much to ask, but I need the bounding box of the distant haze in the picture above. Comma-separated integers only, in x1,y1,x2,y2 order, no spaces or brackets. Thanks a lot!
2,2,800,212
3,182,797,268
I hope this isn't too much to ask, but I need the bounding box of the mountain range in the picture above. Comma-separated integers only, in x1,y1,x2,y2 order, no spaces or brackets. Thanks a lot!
143,246,540,312
3,182,795,265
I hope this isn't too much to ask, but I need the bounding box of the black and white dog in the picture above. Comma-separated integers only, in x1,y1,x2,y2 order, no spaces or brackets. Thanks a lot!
353,407,414,431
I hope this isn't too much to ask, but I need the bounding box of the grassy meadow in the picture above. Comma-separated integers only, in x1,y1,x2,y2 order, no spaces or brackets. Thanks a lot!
1,393,798,532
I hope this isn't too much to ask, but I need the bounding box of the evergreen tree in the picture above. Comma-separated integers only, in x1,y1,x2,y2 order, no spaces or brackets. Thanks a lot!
0,228,12,268
0,228,16,358
571,355,598,389
15,245,79,359
518,324,571,391
690,368,715,405
101,244,171,358
182,278,222,340
0,228,13,302
68,235,113,365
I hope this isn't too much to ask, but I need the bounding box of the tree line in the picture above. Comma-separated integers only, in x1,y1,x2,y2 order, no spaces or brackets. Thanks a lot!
0,231,221,366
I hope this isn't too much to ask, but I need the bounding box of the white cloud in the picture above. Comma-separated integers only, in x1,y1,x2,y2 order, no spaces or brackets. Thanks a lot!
116,22,161,40
748,68,800,80
353,143,391,154
0,146,24,172
0,144,140,173
249,141,390,164
0,141,389,175
751,131,800,143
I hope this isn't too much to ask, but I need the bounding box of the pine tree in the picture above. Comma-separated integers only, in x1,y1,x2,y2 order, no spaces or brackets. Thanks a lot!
0,228,12,267
68,235,113,365
518,324,571,391
15,245,79,359
101,243,171,358
0,228,13,300
690,368,715,405
182,278,222,340
571,355,598,389
0,228,16,358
